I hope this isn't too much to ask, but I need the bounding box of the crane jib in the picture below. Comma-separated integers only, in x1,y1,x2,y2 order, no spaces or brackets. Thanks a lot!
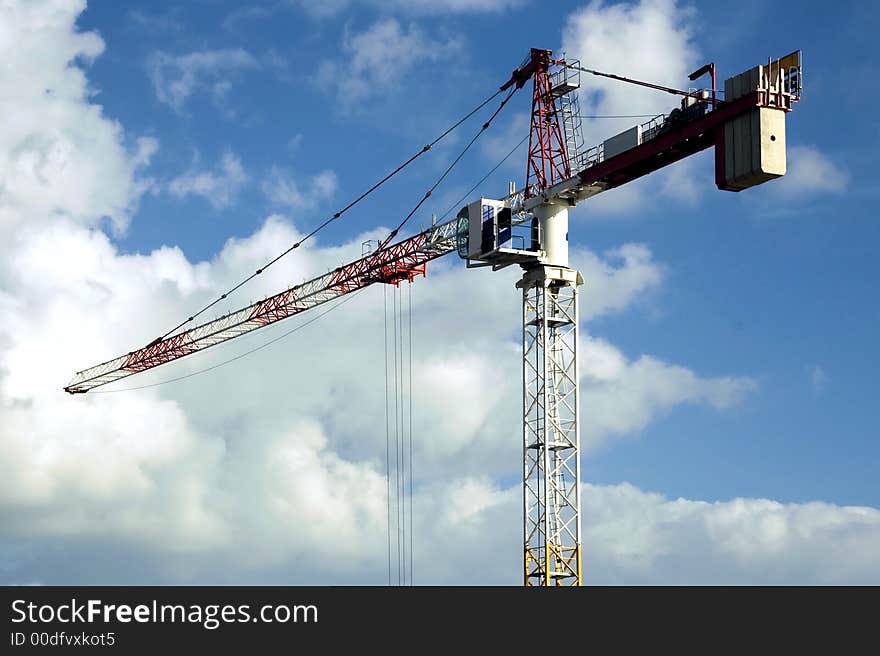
64,219,459,393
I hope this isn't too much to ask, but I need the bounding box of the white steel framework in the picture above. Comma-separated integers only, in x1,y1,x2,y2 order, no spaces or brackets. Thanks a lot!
519,265,582,586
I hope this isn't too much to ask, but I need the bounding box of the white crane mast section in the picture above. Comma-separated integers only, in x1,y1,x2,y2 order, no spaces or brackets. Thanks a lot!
521,264,582,586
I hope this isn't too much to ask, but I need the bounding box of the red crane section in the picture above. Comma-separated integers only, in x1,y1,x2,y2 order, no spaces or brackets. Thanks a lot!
64,222,458,394
524,48,571,197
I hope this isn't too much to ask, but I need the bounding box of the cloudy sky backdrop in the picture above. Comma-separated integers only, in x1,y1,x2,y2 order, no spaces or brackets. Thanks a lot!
0,0,877,584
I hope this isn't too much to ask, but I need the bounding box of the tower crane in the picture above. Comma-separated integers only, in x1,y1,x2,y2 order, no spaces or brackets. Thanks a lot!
65,47,803,586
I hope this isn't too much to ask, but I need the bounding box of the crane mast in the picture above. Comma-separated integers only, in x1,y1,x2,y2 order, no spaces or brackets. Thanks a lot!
457,48,801,585
518,209,582,586
64,47,802,587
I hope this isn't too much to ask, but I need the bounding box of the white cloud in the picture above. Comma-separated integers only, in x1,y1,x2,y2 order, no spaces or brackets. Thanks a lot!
127,8,184,33
286,134,303,154
658,149,712,205
771,145,849,198
233,0,525,23
574,243,665,320
316,18,462,105
146,48,260,114
581,336,757,450
262,167,338,210
168,150,248,209
0,0,156,241
561,0,707,214
2,0,876,586
0,196,754,581
413,480,880,584
581,483,880,584
387,0,525,11
562,0,699,130
810,365,828,392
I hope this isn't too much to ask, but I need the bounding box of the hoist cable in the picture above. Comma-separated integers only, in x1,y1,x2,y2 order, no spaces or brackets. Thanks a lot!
383,284,392,586
392,286,402,586
152,87,506,346
407,281,414,586
399,285,407,586
373,86,519,255
398,284,406,586
435,133,529,223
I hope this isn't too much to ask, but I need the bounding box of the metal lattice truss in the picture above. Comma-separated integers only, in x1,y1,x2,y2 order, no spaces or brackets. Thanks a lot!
65,219,460,393
525,49,571,198
520,266,582,586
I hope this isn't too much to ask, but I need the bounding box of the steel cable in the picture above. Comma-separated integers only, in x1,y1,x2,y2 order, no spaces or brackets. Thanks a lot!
151,88,506,347
373,86,519,256
383,283,392,586
407,281,414,586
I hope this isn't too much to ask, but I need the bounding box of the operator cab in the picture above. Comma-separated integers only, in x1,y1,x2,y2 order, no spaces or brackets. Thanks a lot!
456,199,540,270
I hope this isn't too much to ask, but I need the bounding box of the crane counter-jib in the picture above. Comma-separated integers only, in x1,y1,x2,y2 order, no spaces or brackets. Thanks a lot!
63,218,462,394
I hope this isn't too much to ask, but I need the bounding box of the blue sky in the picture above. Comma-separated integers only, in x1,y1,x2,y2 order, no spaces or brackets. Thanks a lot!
0,0,877,584
77,0,876,504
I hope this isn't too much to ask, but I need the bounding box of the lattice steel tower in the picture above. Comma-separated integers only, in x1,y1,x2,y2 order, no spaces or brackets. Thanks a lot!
458,49,586,585
519,262,582,585
518,204,582,586
521,50,583,585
